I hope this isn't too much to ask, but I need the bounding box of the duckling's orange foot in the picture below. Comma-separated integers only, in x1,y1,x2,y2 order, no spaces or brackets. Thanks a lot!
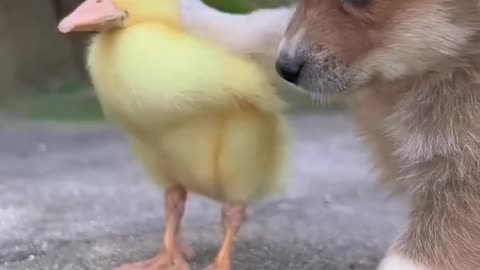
114,253,191,270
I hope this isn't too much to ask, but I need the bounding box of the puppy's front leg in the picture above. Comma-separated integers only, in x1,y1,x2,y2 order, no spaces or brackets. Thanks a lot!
378,179,480,270
179,0,295,57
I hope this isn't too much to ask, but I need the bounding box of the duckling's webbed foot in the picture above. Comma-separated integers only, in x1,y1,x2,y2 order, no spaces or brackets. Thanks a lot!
114,187,191,270
203,203,247,270
114,253,190,270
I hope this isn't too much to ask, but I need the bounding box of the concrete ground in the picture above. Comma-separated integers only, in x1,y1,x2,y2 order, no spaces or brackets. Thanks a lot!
0,113,407,270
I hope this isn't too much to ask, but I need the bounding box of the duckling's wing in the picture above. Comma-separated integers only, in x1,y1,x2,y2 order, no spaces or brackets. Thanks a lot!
110,24,285,114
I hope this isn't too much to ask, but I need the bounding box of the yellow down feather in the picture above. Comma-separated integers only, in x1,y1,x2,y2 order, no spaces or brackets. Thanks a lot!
86,0,289,203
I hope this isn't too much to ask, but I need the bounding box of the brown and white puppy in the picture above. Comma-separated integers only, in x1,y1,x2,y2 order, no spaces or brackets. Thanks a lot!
180,1,480,270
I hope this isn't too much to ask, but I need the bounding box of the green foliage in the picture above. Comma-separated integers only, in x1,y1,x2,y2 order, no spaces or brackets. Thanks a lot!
202,0,293,13
202,0,250,13
0,89,105,123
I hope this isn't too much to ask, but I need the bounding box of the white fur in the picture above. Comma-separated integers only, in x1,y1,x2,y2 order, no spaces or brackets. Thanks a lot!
279,27,305,58
378,254,428,270
179,0,294,56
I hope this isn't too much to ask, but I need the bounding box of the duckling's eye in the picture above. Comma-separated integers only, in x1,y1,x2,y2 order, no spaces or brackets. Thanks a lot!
341,0,371,9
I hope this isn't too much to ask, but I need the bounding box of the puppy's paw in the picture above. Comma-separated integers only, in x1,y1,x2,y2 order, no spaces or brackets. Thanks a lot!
179,0,213,17
378,254,428,270
179,0,220,33
178,0,203,9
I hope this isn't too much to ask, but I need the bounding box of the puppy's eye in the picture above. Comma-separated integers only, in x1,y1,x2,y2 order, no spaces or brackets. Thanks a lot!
341,0,371,9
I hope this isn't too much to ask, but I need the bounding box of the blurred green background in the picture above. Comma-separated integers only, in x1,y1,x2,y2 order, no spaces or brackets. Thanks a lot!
203,0,293,13
0,0,338,123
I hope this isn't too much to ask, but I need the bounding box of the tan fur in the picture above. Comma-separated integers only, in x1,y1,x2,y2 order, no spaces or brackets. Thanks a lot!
180,0,480,269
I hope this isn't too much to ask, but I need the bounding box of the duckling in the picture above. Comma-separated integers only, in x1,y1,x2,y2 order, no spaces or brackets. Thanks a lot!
58,0,289,269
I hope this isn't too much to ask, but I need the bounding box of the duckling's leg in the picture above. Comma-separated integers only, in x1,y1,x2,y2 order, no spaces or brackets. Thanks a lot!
204,203,247,270
115,186,191,270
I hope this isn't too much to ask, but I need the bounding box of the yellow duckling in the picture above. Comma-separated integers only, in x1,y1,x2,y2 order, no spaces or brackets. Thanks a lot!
58,0,289,269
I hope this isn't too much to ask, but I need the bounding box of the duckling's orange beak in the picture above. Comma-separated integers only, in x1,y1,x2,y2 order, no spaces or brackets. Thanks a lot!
58,0,127,33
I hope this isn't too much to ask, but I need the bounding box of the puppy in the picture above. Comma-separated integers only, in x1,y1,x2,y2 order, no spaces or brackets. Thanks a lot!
181,1,480,270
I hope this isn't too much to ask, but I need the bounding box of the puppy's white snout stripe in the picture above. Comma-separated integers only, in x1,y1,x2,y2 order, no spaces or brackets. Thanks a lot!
278,28,305,58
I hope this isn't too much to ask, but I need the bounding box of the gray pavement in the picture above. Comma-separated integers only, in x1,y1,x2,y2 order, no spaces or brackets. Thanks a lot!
0,113,407,270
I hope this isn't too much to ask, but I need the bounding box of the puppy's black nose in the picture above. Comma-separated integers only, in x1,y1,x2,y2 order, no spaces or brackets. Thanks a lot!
275,57,303,83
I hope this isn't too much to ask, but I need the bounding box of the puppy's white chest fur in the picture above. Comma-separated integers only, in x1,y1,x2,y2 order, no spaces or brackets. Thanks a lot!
378,255,428,270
